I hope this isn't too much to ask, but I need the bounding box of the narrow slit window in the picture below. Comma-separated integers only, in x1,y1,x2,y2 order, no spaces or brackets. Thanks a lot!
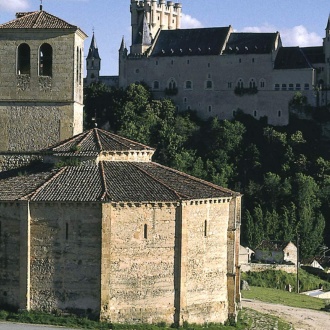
144,224,148,239
204,220,207,237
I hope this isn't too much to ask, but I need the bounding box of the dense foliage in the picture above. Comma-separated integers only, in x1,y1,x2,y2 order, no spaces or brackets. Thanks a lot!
84,83,330,259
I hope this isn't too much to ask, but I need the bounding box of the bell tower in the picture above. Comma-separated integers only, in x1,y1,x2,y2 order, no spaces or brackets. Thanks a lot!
0,8,87,169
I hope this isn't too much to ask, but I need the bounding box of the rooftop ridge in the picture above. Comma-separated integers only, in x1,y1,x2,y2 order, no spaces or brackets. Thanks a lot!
99,161,111,201
153,162,239,197
94,128,103,152
130,162,186,200
21,166,67,200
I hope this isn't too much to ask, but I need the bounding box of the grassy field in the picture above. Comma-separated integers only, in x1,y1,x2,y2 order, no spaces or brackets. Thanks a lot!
0,307,293,330
242,286,328,310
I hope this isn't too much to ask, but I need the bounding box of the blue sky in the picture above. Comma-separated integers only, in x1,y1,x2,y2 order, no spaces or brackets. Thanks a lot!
0,0,329,75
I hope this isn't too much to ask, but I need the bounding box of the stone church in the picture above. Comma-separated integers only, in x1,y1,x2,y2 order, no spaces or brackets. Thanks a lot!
86,0,330,126
0,5,242,326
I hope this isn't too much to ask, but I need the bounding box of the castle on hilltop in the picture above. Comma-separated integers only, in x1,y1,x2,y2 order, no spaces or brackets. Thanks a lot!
86,0,330,126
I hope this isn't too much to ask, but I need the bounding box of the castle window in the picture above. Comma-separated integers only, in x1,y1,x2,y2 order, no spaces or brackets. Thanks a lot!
208,73,211,79
187,60,190,64
237,79,244,89
259,79,265,88
135,68,140,73
185,80,192,89
144,224,148,239
304,83,310,90
91,73,95,79
153,81,160,90
184,97,187,103
254,110,257,117
249,79,256,88
208,105,212,112
233,110,236,117
187,105,191,110
252,58,255,63
171,60,174,65
39,43,52,77
79,48,82,85
206,80,213,89
295,83,301,90
281,84,287,91
156,60,158,66
278,110,282,117
274,84,280,91
17,43,31,75
239,58,242,63
208,63,211,68
168,78,177,90
288,83,294,91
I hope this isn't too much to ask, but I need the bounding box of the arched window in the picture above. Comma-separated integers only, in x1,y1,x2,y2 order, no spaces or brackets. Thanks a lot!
168,78,177,90
249,79,256,88
153,81,160,90
39,43,53,76
185,80,192,89
237,79,244,89
17,43,31,75
259,79,266,89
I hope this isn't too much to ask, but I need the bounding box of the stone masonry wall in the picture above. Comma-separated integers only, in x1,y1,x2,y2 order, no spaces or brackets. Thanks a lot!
181,199,230,325
102,202,177,324
0,104,79,153
29,203,102,315
0,203,21,308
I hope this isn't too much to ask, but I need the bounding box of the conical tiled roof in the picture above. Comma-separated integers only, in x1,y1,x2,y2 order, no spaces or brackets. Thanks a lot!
0,129,238,202
44,128,155,157
0,10,81,30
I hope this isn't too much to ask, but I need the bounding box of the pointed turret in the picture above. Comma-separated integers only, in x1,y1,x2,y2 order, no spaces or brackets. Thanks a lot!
86,32,101,86
87,32,101,60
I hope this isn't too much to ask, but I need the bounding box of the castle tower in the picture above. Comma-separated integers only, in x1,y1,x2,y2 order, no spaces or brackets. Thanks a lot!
130,0,182,54
0,8,87,160
86,32,101,85
324,15,330,88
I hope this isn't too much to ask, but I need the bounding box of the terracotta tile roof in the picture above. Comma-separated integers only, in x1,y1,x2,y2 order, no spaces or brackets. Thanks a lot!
0,10,78,29
43,128,155,157
0,129,238,203
255,240,293,252
0,164,55,201
0,160,236,203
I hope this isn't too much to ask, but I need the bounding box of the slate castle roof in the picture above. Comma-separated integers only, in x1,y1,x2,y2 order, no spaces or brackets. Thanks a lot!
0,129,238,203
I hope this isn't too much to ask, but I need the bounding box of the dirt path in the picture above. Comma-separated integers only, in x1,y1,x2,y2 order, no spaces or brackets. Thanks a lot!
242,298,330,330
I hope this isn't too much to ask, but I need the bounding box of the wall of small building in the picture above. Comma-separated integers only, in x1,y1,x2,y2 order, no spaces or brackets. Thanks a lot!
181,199,230,325
101,202,177,324
29,202,102,315
0,203,21,308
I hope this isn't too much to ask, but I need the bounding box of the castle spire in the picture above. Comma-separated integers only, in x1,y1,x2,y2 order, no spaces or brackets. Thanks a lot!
87,32,100,60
